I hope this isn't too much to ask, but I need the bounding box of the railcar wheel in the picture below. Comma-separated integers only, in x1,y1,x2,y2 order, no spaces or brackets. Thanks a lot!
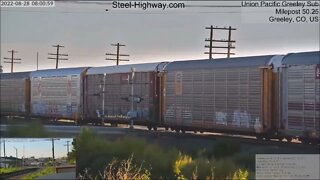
256,135,263,141
200,131,203,134
175,129,180,133
181,129,186,134
147,126,152,131
165,127,169,131
153,126,157,131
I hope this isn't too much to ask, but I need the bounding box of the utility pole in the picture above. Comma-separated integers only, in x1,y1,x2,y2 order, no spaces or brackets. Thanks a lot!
205,26,236,59
52,138,55,166
36,52,39,71
48,44,68,69
106,43,130,66
3,50,21,73
64,141,70,154
3,140,6,158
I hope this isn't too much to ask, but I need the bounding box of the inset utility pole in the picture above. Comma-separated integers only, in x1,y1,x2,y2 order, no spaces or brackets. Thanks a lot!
3,50,21,73
106,43,129,66
64,141,70,154
205,26,236,59
48,44,68,69
52,138,55,164
3,140,6,158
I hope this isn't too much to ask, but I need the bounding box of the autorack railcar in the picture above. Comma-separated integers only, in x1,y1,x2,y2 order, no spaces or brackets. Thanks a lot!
161,55,284,137
279,51,320,142
84,62,168,129
0,72,31,117
30,67,88,121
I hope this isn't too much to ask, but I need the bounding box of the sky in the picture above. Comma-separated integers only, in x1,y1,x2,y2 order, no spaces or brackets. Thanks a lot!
1,0,319,72
0,138,73,158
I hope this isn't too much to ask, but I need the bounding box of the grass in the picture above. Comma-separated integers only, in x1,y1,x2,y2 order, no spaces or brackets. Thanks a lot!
7,120,51,137
77,128,249,179
0,167,22,174
22,166,55,180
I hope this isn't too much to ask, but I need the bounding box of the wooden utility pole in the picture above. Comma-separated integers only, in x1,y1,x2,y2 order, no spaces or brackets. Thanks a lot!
48,44,68,69
64,141,70,154
106,43,129,65
3,140,6,158
36,52,39,71
205,26,236,59
52,138,55,166
3,50,21,73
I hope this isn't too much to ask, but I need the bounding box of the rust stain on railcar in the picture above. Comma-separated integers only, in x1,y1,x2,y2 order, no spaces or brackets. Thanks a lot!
261,67,273,133
175,71,183,95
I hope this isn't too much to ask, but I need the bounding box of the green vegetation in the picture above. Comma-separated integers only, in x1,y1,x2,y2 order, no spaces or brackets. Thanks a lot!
0,167,22,174
77,128,249,180
7,120,51,137
79,155,151,180
22,166,55,180
67,138,77,164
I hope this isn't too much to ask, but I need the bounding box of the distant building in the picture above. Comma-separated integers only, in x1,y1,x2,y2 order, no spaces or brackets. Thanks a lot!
0,156,22,167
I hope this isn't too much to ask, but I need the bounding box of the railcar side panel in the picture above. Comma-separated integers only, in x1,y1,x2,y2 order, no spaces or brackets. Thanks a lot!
282,64,320,138
85,72,158,125
30,70,86,120
0,73,30,116
164,67,268,133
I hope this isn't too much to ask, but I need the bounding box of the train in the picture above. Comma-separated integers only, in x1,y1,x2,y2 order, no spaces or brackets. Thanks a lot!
1,51,319,143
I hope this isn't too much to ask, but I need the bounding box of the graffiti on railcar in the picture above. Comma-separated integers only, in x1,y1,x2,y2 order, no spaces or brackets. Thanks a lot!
215,112,227,125
164,105,193,124
316,64,320,79
232,110,250,128
48,101,58,115
254,118,262,133
66,104,73,116
33,101,46,115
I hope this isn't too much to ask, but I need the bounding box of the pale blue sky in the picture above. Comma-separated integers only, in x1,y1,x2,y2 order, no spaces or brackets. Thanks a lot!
1,1,319,72
0,138,73,158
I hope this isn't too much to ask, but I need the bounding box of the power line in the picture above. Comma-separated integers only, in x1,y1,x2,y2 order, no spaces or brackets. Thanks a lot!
3,50,22,73
204,26,236,59
106,43,130,66
48,44,69,69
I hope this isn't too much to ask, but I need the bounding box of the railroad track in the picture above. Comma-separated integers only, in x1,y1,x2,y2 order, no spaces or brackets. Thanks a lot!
127,127,320,150
0,167,39,180
1,117,319,149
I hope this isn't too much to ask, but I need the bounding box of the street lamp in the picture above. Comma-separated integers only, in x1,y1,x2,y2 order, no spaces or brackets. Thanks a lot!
129,67,136,129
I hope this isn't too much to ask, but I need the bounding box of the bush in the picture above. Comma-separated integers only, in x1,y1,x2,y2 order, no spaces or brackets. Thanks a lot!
76,127,179,179
76,128,249,180
8,120,51,137
79,155,150,180
212,140,242,159
22,166,55,180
